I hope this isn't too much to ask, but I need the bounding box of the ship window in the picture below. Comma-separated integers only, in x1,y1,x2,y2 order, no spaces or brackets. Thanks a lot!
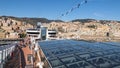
27,54,33,63
27,32,40,34
106,32,109,37
0,53,2,62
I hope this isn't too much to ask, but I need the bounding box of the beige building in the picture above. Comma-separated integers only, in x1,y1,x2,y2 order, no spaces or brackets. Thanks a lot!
0,29,6,38
0,17,34,39
6,32,19,39
0,33,6,38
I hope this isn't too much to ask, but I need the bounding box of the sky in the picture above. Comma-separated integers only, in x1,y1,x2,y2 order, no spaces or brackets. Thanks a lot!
0,0,120,21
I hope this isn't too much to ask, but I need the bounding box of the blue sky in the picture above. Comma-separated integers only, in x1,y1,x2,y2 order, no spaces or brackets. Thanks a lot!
0,0,120,21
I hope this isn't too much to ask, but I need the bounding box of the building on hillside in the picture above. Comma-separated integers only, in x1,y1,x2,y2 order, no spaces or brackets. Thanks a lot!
6,32,19,39
0,33,6,38
0,29,6,38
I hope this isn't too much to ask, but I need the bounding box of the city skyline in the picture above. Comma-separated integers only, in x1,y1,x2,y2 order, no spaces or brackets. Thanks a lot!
0,0,120,21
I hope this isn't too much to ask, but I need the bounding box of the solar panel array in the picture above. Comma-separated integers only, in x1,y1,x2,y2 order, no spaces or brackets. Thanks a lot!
39,40,120,68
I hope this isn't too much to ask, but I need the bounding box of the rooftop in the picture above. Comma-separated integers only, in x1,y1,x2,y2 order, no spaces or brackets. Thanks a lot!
39,40,120,68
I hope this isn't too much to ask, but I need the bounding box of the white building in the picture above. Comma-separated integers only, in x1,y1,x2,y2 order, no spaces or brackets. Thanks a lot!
26,28,41,40
26,22,58,41
46,30,57,40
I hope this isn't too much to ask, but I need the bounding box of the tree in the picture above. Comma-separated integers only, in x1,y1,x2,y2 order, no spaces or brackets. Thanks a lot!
58,27,64,32
19,33,26,38
87,25,97,29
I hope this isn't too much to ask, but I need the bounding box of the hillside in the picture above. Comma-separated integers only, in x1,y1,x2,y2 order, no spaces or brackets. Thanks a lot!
71,19,120,24
1,16,120,25
1,16,120,41
0,16,64,25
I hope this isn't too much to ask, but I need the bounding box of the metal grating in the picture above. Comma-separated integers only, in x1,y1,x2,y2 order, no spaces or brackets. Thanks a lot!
39,40,120,68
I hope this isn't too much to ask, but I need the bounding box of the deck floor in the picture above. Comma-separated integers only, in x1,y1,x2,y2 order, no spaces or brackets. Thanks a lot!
4,45,34,68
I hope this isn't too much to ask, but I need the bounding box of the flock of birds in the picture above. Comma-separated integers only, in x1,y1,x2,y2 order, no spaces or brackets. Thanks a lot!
57,0,87,19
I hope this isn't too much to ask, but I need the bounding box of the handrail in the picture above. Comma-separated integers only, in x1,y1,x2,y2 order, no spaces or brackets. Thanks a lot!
0,38,24,41
18,46,22,68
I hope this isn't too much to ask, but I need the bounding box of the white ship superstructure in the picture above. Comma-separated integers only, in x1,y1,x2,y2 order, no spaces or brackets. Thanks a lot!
26,28,41,40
